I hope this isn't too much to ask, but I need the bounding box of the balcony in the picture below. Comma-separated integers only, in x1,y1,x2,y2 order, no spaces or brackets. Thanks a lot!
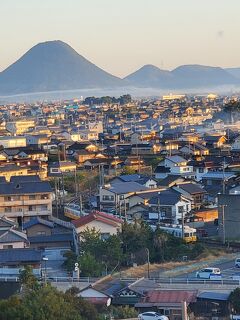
1,198,51,207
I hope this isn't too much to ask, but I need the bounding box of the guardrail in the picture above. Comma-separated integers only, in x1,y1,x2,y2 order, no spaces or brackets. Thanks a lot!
119,276,240,286
0,276,100,283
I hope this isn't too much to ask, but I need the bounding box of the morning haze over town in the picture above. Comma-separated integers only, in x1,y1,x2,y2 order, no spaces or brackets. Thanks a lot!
1,1,240,320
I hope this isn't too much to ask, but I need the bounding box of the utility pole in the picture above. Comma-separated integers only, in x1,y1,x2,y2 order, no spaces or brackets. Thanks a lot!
181,209,185,241
221,204,227,245
145,248,150,279
157,194,161,225
181,301,188,320
222,158,226,194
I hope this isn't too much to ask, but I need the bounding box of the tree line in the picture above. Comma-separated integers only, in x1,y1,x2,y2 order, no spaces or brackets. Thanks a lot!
64,221,205,277
84,94,132,106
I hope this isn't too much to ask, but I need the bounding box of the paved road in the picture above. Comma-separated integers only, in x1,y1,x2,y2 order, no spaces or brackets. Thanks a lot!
175,257,240,279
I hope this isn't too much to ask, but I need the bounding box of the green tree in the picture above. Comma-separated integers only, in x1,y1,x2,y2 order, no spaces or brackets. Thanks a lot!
229,288,240,314
122,166,136,175
63,250,78,272
153,228,169,262
19,266,39,291
79,252,103,277
65,287,98,320
0,286,82,320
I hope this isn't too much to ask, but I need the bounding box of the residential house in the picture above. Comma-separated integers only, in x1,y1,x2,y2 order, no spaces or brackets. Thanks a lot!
48,161,77,175
78,285,111,306
99,182,149,211
0,164,28,182
26,134,50,147
0,228,29,249
201,172,236,201
148,189,191,223
204,135,227,149
179,143,209,157
0,136,26,148
0,175,52,223
192,291,230,320
124,156,145,171
110,174,157,189
135,290,197,320
73,211,122,240
6,120,35,135
23,217,74,250
172,183,206,210
0,248,42,270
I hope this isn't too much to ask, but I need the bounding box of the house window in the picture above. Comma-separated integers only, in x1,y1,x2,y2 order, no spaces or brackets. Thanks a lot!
101,233,110,240
4,196,12,201
29,205,36,211
102,195,114,201
178,206,184,213
41,194,49,200
119,195,124,200
40,205,48,211
37,231,46,236
4,207,12,213
29,195,36,200
3,245,13,249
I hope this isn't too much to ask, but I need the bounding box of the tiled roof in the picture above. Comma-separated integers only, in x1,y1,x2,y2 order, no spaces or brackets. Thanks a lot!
73,211,122,228
145,290,197,303
23,217,54,230
0,248,43,263
0,180,52,195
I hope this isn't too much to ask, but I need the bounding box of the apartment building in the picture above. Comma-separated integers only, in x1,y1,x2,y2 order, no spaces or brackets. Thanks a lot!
0,136,26,148
6,120,35,135
0,176,52,224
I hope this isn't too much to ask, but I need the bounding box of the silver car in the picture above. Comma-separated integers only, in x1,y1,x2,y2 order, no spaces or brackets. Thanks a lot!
138,311,169,320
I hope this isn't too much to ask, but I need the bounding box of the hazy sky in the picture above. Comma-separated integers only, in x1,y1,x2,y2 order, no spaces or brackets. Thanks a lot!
1,0,240,77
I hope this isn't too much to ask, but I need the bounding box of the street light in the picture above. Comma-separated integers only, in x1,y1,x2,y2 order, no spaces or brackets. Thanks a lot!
42,257,48,283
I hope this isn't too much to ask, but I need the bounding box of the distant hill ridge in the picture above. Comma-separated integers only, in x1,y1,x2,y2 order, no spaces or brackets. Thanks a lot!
0,40,240,95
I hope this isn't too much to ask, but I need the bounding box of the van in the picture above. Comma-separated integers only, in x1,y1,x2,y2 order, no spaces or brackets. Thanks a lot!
235,258,240,268
196,267,221,279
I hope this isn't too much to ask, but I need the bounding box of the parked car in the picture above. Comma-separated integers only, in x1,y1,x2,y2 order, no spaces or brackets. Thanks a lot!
196,267,221,279
138,312,169,320
235,258,240,268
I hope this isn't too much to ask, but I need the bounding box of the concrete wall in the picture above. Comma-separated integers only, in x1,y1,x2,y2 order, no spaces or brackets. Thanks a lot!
218,194,240,241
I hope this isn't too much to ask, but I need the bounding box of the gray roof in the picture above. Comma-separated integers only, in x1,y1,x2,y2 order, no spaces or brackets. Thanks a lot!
166,155,187,164
10,175,41,183
198,291,230,301
176,183,206,194
23,217,54,230
201,172,236,180
0,248,43,264
149,189,183,205
0,181,52,195
158,175,185,186
28,233,73,243
109,182,148,194
0,229,28,243
0,217,16,229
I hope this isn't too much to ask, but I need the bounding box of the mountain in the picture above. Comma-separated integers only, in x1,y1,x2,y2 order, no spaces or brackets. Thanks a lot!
225,67,240,80
172,64,238,88
0,40,123,95
124,64,174,88
125,64,239,89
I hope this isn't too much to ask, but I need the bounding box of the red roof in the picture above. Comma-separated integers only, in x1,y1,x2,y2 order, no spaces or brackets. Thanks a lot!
145,290,197,303
72,211,123,228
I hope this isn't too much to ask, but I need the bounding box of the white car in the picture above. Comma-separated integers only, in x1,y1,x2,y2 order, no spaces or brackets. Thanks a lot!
196,267,221,279
235,258,240,268
138,311,169,320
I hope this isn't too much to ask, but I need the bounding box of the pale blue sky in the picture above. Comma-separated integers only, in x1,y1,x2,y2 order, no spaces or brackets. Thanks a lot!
1,0,240,77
